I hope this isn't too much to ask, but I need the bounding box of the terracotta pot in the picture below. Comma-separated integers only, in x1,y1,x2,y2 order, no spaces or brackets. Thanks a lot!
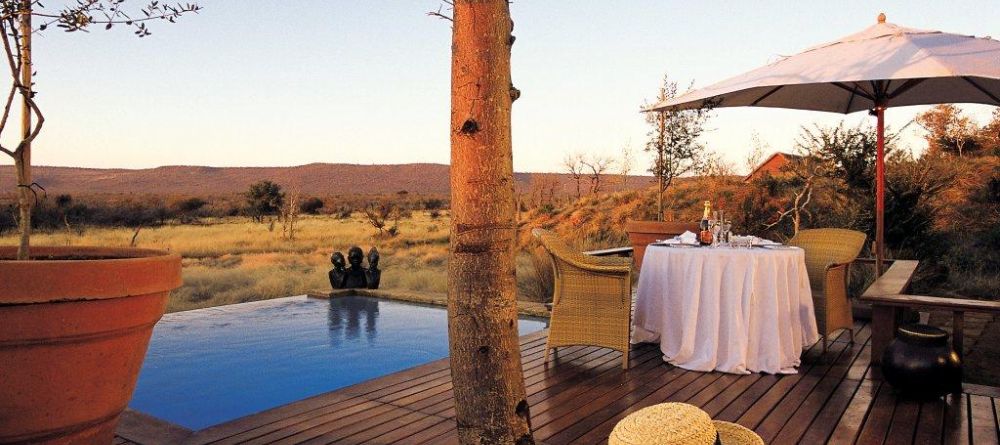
0,246,181,445
624,220,699,269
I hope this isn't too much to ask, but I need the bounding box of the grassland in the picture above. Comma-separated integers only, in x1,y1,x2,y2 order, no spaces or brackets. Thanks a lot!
5,213,460,312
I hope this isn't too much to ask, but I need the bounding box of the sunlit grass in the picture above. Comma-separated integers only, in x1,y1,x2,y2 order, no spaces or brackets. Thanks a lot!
3,213,454,312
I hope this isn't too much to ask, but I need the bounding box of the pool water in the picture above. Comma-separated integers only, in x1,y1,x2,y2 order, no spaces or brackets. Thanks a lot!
129,296,547,430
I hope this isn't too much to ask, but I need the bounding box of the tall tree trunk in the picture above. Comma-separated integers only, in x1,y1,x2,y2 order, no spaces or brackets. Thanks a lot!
16,2,32,260
448,1,533,444
655,88,666,221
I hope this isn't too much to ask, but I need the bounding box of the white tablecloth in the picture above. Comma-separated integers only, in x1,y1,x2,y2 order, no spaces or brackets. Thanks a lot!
632,245,819,374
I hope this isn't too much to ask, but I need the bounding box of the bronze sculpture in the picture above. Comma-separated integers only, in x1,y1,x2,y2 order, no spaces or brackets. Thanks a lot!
329,246,381,290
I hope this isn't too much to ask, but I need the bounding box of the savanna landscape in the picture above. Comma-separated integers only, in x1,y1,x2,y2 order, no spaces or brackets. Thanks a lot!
4,105,998,313
2,2,999,443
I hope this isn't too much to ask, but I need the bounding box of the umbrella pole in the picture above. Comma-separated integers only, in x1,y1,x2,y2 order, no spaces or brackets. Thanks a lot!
875,106,885,276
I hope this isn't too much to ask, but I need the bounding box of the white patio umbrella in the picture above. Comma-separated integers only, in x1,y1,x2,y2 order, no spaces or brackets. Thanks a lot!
649,13,1000,274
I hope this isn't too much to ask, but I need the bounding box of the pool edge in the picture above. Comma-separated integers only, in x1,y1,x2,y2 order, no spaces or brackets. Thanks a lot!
308,289,551,318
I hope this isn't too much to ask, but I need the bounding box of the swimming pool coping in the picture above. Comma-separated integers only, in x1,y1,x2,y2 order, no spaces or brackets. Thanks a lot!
308,288,551,318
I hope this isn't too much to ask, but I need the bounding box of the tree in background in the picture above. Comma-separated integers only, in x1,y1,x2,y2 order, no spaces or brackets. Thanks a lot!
440,0,535,442
745,132,768,175
280,190,299,240
643,75,712,220
245,180,285,222
618,140,635,188
363,200,393,236
0,0,199,259
916,104,981,157
979,109,1000,155
174,197,207,223
562,152,585,199
581,154,614,195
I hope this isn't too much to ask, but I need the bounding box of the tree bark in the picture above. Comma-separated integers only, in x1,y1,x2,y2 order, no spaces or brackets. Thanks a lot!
16,2,32,260
448,1,533,444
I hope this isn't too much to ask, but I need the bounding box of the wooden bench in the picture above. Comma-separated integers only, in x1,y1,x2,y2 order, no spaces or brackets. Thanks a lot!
859,259,1000,365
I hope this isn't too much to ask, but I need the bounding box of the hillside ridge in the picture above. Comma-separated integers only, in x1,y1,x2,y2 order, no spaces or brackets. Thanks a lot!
0,163,654,196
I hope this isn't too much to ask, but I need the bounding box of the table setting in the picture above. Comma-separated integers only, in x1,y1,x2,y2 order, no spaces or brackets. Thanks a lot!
631,202,820,375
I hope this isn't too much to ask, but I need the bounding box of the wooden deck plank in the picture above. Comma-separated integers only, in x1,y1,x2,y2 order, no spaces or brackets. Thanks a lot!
854,380,897,445
769,328,873,444
828,378,881,444
568,370,718,444
541,370,725,444
390,419,456,445
738,340,850,430
428,346,636,419
883,398,920,445
944,393,971,445
363,415,452,445
969,395,999,445
798,365,872,444
115,322,1000,445
914,399,947,444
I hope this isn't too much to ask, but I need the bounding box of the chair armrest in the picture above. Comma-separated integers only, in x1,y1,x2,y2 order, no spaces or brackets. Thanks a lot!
563,254,631,274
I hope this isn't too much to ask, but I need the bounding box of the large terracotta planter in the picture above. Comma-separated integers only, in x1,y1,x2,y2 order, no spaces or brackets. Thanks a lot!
624,220,699,269
0,246,181,445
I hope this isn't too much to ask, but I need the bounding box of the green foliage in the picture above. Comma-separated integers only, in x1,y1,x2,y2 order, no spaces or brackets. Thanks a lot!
245,181,285,222
643,75,714,217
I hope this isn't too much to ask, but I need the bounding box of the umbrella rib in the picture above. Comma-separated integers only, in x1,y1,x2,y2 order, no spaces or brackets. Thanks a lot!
844,85,857,113
750,86,784,106
833,82,874,101
963,76,1000,104
887,79,926,100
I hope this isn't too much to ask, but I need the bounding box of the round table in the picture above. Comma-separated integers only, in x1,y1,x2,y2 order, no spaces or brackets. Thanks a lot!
632,244,819,374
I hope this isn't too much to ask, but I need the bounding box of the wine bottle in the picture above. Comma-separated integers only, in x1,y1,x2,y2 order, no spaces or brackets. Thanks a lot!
699,201,713,245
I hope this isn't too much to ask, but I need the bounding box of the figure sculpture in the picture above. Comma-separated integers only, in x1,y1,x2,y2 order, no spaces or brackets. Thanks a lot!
365,247,381,289
328,252,347,289
329,246,382,290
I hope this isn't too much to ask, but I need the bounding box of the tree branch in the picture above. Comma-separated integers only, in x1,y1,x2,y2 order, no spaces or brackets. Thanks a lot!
427,1,453,22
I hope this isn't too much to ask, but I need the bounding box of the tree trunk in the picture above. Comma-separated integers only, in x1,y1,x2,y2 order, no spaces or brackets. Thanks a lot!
16,3,32,260
655,88,666,222
448,1,533,444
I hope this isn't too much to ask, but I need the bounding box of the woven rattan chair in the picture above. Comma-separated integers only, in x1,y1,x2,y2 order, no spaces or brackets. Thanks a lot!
533,229,633,369
788,228,867,353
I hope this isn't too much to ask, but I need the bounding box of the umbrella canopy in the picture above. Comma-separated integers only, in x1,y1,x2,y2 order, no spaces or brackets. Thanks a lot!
648,14,1000,275
650,14,1000,113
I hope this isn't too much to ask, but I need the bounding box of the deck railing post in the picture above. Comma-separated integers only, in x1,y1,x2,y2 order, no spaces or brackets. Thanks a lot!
870,304,899,365
953,311,964,361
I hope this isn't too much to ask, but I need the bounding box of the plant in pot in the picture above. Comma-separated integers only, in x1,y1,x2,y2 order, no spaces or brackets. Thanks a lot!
626,75,711,267
0,2,198,443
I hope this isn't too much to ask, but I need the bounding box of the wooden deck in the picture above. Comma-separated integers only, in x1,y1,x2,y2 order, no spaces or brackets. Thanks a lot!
118,320,1000,445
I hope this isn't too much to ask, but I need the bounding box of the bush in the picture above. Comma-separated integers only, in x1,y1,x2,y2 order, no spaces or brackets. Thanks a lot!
175,197,208,214
299,197,325,215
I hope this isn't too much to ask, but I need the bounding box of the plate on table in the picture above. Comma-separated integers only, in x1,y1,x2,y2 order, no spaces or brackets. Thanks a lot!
762,244,796,250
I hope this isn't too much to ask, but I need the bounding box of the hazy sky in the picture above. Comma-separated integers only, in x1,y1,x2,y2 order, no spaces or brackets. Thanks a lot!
9,1,999,173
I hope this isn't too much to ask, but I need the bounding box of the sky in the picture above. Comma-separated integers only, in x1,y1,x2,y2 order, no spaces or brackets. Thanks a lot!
6,0,999,174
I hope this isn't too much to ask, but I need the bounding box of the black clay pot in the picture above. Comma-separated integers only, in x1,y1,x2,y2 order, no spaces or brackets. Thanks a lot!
882,324,962,399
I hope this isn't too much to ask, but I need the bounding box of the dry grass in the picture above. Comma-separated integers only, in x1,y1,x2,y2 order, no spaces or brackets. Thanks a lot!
4,213,452,312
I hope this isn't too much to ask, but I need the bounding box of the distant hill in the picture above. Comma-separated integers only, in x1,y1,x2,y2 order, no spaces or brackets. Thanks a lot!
0,163,654,197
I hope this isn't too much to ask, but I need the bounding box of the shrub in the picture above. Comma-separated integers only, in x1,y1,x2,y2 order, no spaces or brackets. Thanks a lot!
299,197,325,215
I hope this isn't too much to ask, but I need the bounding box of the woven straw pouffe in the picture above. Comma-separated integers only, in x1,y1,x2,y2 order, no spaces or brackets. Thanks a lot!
609,403,764,445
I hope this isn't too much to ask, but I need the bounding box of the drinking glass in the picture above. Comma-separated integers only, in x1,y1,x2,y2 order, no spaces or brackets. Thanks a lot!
711,221,722,247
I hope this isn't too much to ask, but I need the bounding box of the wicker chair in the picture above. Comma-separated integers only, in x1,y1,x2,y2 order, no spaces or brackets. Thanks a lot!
788,228,867,353
533,229,633,369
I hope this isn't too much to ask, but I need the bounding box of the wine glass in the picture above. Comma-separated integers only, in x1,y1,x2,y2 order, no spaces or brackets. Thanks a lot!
711,220,722,247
